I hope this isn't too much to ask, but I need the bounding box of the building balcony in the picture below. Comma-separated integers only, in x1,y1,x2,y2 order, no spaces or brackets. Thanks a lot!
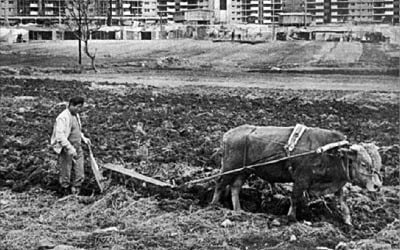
314,17,323,23
30,11,39,15
45,3,54,8
30,3,38,8
181,3,199,7
250,6,258,11
123,4,131,8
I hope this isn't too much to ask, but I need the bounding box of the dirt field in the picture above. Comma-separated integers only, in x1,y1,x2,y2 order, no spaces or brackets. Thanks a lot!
1,40,399,92
0,40,399,250
1,40,399,74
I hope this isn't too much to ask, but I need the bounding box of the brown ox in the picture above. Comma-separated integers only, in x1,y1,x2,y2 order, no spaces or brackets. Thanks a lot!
211,125,382,225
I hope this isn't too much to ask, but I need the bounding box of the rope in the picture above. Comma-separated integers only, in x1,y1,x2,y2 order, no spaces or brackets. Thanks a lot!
182,140,349,187
183,150,316,186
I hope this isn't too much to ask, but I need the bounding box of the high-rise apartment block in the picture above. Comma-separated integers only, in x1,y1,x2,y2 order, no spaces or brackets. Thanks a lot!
1,0,398,25
215,0,398,24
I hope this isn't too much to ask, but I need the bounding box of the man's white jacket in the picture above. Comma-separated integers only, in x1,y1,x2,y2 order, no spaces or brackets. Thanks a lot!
50,108,88,154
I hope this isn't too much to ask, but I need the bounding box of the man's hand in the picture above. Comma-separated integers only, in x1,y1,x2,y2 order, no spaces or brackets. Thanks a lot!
68,147,77,158
83,137,91,146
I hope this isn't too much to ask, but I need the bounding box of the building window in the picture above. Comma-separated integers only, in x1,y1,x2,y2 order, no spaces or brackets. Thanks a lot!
220,0,227,10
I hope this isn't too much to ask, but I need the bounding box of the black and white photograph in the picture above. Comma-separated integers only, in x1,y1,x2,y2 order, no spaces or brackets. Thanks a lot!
0,0,399,249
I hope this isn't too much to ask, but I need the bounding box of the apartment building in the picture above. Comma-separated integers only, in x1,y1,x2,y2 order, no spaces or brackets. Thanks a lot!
222,0,397,24
1,0,398,25
112,0,158,19
1,0,17,17
217,0,324,24
12,0,65,16
330,0,395,23
1,0,160,24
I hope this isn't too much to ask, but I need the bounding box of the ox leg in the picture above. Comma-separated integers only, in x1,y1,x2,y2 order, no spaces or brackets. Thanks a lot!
335,188,352,226
287,196,299,222
231,176,244,211
211,177,225,205
288,180,308,222
287,197,296,221
211,174,235,205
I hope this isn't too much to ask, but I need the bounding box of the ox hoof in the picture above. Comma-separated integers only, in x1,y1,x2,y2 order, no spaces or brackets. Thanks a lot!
232,209,244,214
209,202,223,209
344,221,353,227
343,217,352,227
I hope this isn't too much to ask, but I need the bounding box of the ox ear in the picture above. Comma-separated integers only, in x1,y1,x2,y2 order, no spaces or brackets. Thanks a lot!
339,147,357,161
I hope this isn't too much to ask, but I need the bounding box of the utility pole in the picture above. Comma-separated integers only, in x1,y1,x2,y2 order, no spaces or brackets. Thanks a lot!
159,12,163,35
78,0,82,65
107,0,112,26
4,0,9,27
58,0,61,25
272,0,275,40
304,0,307,28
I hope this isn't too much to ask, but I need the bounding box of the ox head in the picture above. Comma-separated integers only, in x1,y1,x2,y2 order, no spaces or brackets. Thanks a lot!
339,143,382,192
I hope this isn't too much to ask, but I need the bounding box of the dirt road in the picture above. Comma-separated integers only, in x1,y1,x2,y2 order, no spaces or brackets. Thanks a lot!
13,70,399,92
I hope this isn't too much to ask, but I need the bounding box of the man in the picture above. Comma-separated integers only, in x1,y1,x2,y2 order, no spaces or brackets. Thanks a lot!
51,97,91,196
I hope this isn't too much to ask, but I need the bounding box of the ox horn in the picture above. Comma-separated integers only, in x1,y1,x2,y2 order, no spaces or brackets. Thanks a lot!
339,146,358,160
338,148,351,153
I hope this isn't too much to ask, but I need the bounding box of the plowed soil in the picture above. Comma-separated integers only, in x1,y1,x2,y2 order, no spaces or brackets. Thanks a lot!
0,76,399,250
0,40,399,250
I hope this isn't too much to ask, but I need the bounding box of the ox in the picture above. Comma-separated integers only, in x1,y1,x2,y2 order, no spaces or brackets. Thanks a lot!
211,125,382,225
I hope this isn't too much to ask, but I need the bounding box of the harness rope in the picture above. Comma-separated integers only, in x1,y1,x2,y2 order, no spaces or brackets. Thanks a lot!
184,140,350,186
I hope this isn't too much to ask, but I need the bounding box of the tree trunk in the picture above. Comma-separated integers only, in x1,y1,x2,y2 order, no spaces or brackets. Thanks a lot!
84,40,97,72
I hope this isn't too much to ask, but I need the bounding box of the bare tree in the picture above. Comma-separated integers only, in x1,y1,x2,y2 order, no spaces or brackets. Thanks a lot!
65,0,101,72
